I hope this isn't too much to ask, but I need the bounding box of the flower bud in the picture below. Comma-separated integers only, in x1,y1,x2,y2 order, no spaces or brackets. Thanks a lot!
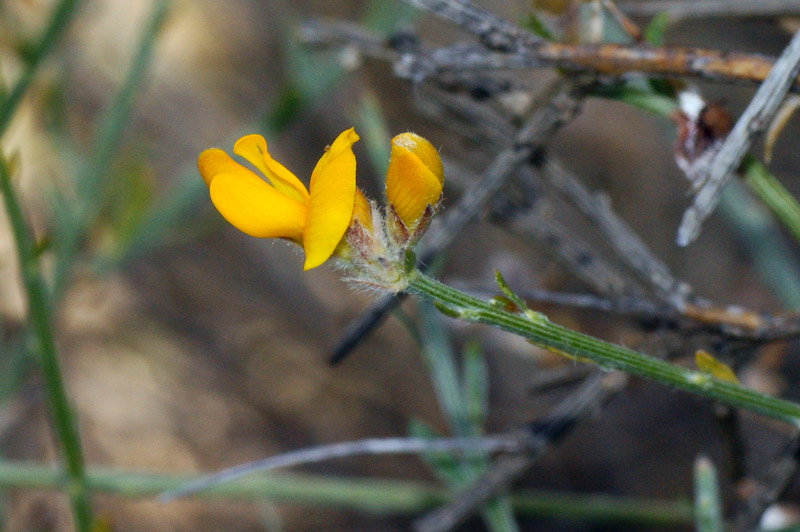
385,132,444,231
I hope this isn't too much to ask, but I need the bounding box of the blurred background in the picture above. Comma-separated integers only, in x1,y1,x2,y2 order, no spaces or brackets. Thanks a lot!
1,0,800,530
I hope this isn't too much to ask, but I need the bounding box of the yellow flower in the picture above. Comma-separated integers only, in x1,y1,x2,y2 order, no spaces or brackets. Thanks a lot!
385,132,444,230
198,128,445,290
198,128,359,270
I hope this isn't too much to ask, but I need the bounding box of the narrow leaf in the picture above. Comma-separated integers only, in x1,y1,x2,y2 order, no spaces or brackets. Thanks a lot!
694,350,739,384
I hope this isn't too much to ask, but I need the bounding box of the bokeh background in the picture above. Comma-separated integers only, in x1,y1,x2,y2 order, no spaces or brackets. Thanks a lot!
1,0,800,530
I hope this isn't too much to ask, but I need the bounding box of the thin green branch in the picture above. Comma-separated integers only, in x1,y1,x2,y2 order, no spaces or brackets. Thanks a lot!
0,460,693,526
718,178,800,309
694,457,724,532
406,270,800,427
52,0,170,297
742,156,800,245
0,159,91,529
510,489,692,528
0,0,81,135
0,2,90,527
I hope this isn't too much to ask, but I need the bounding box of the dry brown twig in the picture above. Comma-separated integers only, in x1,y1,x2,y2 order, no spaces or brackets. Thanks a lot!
501,200,644,296
301,8,800,249
160,433,541,502
404,0,542,51
621,0,800,19
540,157,690,306
301,18,799,90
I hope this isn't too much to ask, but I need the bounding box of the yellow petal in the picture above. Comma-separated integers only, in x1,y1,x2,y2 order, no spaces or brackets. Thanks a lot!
233,134,310,204
394,133,444,183
303,128,359,270
351,187,373,233
385,132,444,228
198,148,260,187
209,172,306,241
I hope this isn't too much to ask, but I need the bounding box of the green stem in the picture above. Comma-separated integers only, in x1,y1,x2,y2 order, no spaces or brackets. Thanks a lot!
0,0,81,135
0,460,693,527
406,270,800,427
694,457,723,532
0,159,91,530
742,156,800,245
52,0,169,298
718,178,800,309
510,489,692,528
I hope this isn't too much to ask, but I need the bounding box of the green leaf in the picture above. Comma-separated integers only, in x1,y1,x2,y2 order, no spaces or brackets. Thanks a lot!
361,0,418,34
593,84,678,117
521,13,554,41
643,12,671,46
694,350,739,384
418,301,468,435
494,271,527,312
267,85,304,132
461,341,489,435
353,90,391,184
407,419,463,485
694,457,723,532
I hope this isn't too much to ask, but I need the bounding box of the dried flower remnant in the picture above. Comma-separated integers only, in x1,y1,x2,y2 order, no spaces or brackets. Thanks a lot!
672,91,733,188
199,129,444,292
